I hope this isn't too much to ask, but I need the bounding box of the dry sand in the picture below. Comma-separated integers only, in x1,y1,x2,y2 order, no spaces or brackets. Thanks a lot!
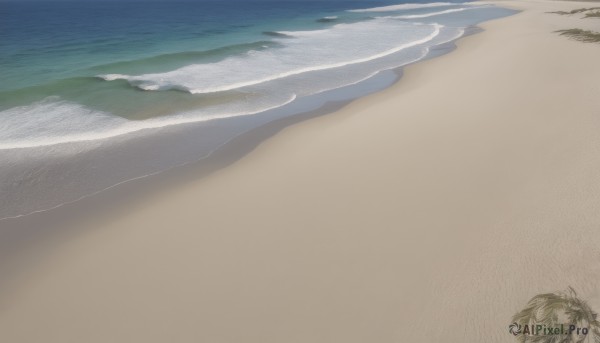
1,1,600,342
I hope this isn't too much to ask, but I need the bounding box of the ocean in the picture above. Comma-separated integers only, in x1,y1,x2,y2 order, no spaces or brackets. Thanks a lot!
0,0,516,219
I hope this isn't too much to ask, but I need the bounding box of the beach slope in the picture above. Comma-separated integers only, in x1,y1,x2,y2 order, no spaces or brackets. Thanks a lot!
1,1,600,342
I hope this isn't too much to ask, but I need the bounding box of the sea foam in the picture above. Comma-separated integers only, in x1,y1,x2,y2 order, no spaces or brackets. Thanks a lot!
3,6,487,150
385,7,482,19
0,93,297,150
348,2,477,13
100,20,442,95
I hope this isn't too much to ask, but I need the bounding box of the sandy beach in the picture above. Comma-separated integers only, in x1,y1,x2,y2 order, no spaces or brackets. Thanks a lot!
1,0,600,342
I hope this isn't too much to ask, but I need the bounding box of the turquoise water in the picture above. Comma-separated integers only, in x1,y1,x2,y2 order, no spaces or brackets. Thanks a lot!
0,1,516,218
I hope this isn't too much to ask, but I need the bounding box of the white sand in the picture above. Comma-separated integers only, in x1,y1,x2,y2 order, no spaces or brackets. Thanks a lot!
1,1,600,342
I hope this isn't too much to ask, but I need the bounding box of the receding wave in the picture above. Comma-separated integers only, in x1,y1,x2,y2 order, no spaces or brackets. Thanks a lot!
0,93,297,150
349,2,476,13
99,20,442,95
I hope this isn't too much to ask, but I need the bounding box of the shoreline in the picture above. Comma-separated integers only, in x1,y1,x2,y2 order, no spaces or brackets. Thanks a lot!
2,1,600,342
0,19,489,221
0,29,487,300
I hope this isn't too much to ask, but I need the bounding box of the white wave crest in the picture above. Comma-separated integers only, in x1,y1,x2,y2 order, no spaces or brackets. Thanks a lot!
271,29,331,37
99,20,443,95
99,74,128,81
383,7,479,19
348,2,477,13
